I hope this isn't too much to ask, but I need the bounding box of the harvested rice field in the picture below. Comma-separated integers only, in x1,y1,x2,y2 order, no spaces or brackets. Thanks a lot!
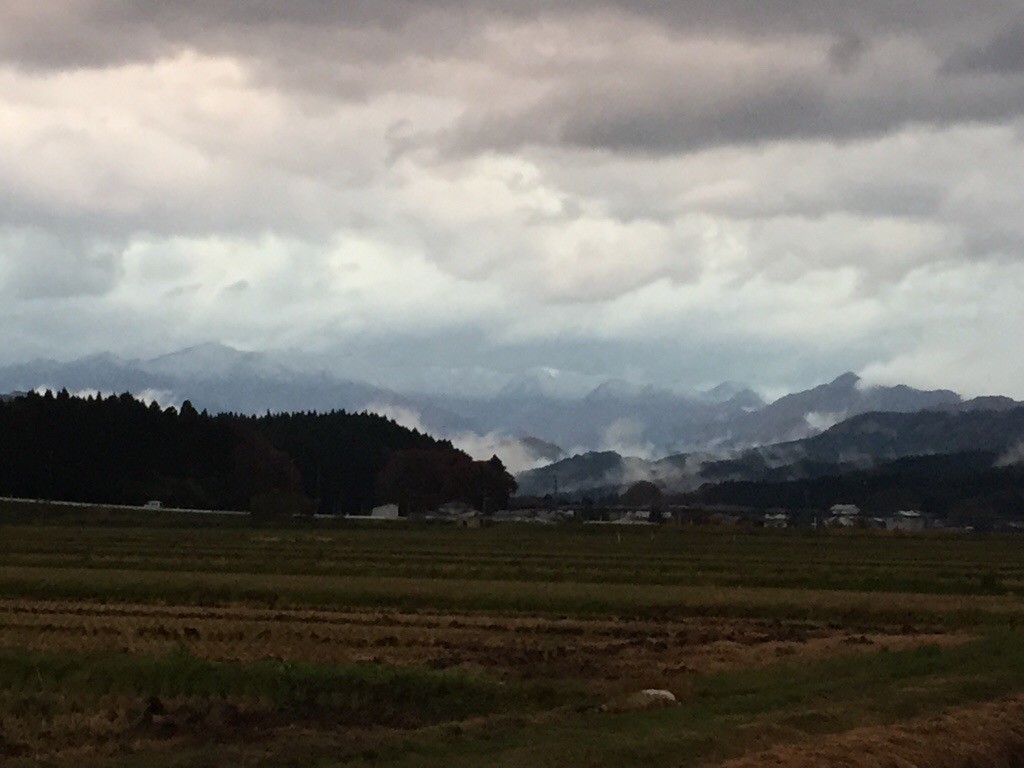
0,599,970,692
1,504,1023,767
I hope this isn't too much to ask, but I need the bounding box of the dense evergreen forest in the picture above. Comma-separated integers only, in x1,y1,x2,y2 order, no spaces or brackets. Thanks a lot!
253,410,516,515
0,391,515,516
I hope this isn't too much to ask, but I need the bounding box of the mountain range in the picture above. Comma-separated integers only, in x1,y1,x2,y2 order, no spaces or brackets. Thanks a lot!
0,343,1009,476
517,401,1024,498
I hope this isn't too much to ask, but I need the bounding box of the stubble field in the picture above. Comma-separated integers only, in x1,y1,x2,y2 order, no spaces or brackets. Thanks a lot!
1,503,1023,767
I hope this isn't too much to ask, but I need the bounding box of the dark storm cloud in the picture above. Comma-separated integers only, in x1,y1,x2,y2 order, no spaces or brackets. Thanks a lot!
3,0,1020,70
5,0,1023,154
452,66,1024,156
946,22,1024,74
829,35,867,73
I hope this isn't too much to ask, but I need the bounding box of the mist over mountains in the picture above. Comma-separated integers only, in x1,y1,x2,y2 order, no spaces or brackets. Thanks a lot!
0,343,1006,477
517,403,1024,498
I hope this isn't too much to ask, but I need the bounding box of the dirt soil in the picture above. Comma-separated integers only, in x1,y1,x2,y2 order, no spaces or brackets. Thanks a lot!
0,598,966,694
712,694,1024,767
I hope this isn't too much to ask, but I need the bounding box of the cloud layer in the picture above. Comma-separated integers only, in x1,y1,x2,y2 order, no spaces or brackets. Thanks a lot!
2,1,1024,396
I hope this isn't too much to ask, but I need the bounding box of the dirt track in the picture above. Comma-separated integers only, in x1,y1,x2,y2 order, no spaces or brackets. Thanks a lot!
714,694,1024,768
0,598,965,694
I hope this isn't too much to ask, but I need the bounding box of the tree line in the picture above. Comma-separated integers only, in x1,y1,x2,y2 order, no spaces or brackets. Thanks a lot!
0,391,515,516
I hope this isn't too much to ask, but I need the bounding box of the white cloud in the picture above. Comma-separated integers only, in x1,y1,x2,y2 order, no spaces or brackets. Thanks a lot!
365,402,554,473
0,4,1023,399
805,411,847,432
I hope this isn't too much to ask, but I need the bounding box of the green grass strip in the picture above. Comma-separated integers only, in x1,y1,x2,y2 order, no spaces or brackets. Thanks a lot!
0,647,567,727
354,631,1024,768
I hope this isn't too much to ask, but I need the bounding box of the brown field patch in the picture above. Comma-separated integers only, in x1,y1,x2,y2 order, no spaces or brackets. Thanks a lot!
713,694,1024,767
0,598,967,695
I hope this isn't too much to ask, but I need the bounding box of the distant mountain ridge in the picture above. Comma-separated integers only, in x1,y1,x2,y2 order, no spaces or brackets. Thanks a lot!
719,371,962,448
0,343,452,423
516,400,1024,497
0,346,1009,476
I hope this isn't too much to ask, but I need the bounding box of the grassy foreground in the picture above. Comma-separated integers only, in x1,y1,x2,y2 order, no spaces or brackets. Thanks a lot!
360,631,1024,768
2,510,1024,766
4,632,1021,767
0,647,564,727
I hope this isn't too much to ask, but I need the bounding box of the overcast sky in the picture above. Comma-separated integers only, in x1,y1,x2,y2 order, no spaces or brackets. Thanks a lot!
2,1,1024,396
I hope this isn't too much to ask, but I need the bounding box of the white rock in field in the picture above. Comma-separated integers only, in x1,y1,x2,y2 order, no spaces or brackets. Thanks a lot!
637,689,677,705
604,688,678,712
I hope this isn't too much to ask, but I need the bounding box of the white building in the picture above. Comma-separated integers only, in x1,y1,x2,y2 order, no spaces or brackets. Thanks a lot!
830,504,860,517
886,510,925,532
826,504,861,527
370,503,400,520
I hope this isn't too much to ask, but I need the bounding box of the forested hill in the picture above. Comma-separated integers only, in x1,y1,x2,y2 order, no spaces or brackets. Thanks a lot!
0,391,515,516
253,410,516,515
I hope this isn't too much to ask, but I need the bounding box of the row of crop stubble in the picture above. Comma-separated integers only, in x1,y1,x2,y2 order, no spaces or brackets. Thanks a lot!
2,518,1023,595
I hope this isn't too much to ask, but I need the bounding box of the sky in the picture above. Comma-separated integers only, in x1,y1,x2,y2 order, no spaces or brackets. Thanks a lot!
2,1,1024,396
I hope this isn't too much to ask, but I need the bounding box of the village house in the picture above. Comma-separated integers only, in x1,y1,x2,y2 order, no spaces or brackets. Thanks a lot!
826,503,861,527
886,510,926,532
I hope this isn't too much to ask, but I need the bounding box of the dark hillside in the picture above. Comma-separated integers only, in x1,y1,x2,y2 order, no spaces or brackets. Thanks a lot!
693,452,1024,527
0,390,300,511
253,410,515,515
0,392,515,516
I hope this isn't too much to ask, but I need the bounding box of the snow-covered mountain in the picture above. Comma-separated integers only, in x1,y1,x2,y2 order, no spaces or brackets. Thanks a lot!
138,343,291,380
0,347,987,476
0,344,458,426
497,368,609,400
